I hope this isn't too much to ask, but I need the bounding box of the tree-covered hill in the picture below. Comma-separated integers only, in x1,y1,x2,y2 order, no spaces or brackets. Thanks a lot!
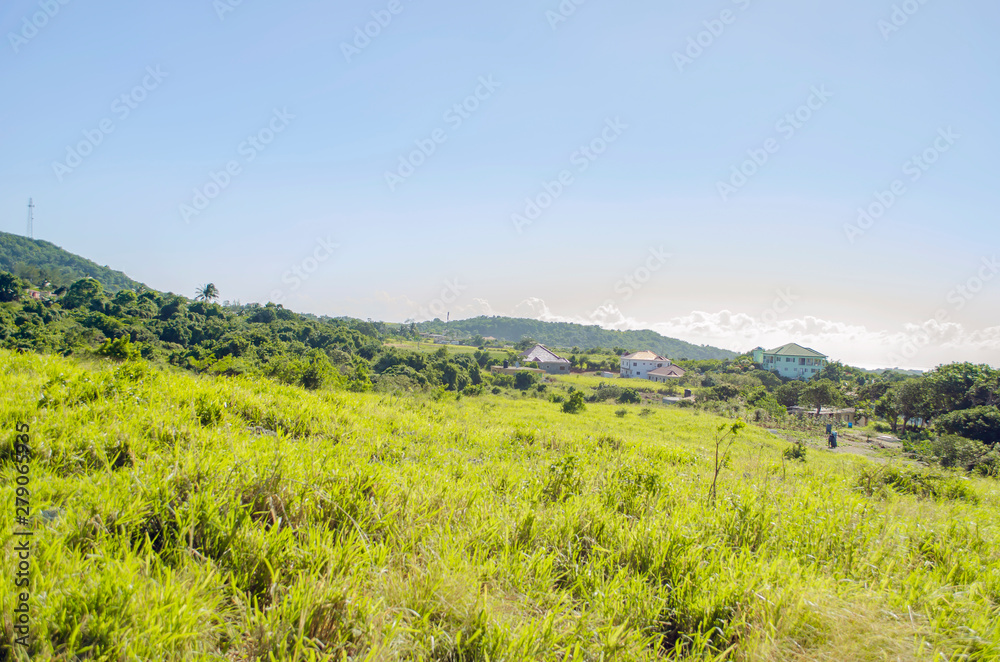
417,316,738,361
0,230,145,293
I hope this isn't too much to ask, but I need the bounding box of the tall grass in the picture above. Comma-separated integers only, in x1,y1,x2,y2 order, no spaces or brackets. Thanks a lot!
1,350,998,660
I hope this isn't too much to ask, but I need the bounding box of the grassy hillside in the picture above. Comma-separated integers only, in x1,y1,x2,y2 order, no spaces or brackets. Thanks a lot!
417,317,738,361
2,350,998,660
0,231,145,292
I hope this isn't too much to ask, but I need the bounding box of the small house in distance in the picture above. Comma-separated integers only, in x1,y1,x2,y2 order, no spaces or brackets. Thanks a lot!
752,343,828,380
520,344,571,374
647,365,686,382
620,351,671,379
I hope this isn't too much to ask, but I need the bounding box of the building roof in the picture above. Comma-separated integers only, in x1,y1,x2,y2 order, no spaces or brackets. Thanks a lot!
764,343,827,359
649,365,686,377
622,350,668,361
520,344,570,364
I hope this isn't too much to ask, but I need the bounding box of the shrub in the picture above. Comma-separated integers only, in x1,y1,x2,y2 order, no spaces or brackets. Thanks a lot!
562,391,586,414
856,465,978,503
935,406,1000,444
973,449,1000,478
514,371,539,391
931,434,982,470
615,408,628,418
97,335,140,362
783,442,807,462
617,388,641,405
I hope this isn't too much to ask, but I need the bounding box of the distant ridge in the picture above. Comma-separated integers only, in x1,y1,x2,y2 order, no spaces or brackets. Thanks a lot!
416,316,738,361
0,230,145,293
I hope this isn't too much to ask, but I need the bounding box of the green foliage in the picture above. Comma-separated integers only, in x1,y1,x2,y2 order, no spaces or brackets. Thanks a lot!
96,335,140,362
935,406,1000,444
931,434,984,470
0,271,25,302
63,277,105,310
562,390,586,414
855,465,978,503
800,379,842,414
616,388,641,405
514,370,539,391
783,442,807,462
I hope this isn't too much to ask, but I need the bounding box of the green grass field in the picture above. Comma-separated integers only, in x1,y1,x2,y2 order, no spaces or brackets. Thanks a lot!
2,350,998,660
552,374,676,392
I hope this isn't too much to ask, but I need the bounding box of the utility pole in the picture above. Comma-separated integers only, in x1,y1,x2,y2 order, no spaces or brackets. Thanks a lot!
27,198,34,239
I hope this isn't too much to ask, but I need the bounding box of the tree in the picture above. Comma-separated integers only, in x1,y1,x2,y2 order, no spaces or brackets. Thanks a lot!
516,337,537,351
894,378,931,433
195,283,219,302
935,406,1000,445
774,381,805,407
814,361,846,383
801,379,842,415
969,371,1000,408
709,420,746,503
63,278,105,310
0,272,24,302
925,363,993,416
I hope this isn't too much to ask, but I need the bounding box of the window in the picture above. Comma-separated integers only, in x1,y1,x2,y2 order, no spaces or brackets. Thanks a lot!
633,362,637,366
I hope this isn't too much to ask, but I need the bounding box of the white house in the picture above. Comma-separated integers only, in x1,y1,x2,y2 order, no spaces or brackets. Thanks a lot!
620,351,671,379
752,343,828,380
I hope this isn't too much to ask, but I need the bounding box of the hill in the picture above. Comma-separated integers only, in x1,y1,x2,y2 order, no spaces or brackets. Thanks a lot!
0,230,145,293
417,316,738,360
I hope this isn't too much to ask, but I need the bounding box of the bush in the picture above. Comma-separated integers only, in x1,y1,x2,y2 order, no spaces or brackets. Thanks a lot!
973,449,1000,478
562,391,586,414
856,465,978,503
931,434,982,470
96,335,140,362
514,371,539,391
615,408,628,418
783,442,807,462
935,406,1000,444
617,388,641,405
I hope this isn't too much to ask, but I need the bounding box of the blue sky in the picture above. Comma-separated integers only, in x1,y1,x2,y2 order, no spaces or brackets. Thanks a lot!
1,0,998,369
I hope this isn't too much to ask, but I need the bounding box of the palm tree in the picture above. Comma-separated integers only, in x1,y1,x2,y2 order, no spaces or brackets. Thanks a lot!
195,283,219,302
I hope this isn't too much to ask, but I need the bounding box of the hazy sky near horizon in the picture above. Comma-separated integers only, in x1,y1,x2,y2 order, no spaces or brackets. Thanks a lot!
1,0,998,370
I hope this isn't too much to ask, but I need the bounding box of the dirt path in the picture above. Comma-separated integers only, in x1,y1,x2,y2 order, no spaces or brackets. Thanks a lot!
767,428,909,464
